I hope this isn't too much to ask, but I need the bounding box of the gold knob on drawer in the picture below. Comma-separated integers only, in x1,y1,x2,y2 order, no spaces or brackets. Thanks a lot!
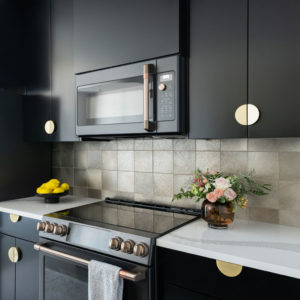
235,104,260,126
44,120,55,134
10,214,21,223
8,247,21,263
216,260,243,277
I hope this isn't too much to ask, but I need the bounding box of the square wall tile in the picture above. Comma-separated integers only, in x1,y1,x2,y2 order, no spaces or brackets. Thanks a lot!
74,169,87,187
173,174,193,194
101,151,117,170
153,139,173,150
58,168,74,186
52,151,61,167
135,151,152,172
279,210,300,227
220,152,247,174
134,139,152,150
99,141,117,150
279,152,300,180
61,151,74,167
88,141,101,150
118,151,134,171
117,139,134,150
135,172,153,194
173,139,195,151
248,139,278,152
102,171,117,191
196,139,220,151
74,151,88,169
88,151,101,169
86,169,102,189
153,151,173,173
278,138,300,152
196,152,220,172
248,152,279,180
118,171,134,193
174,151,195,174
153,174,173,197
279,181,300,211
247,207,279,224
88,189,101,199
221,139,247,151
72,186,88,197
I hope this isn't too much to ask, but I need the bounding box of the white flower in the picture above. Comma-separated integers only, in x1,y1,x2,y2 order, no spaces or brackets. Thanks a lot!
214,177,231,190
224,188,237,201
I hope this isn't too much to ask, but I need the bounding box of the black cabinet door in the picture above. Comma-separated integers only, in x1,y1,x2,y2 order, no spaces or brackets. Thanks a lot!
73,0,187,73
189,0,248,139
248,0,300,137
0,234,15,300
15,239,39,300
51,0,79,142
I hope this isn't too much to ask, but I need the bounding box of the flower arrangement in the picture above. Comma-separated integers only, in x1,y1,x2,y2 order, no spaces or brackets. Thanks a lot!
173,170,271,212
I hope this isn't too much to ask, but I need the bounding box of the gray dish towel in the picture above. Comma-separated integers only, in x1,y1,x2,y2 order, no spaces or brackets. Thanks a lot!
88,260,124,300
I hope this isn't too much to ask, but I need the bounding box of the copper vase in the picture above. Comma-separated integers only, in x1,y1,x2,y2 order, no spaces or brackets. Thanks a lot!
201,199,235,229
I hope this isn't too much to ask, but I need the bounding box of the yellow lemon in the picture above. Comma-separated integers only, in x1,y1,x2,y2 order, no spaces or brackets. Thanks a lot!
53,187,64,194
38,188,53,194
50,179,60,185
36,187,43,194
45,181,58,190
60,183,70,191
40,183,47,189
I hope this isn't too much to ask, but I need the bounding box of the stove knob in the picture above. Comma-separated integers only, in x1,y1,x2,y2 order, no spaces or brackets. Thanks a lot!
109,237,123,251
120,240,135,254
133,243,149,257
37,222,46,231
44,222,55,233
53,224,68,236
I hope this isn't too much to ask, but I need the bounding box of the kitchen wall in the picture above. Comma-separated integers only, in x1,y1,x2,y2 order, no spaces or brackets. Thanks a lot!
52,138,300,227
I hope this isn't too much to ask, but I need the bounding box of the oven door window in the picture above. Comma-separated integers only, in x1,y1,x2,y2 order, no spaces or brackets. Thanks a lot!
77,76,153,126
44,256,88,300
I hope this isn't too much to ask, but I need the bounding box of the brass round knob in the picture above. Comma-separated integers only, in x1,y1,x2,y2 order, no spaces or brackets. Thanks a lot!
8,247,21,263
109,237,123,251
37,222,46,231
44,221,55,233
158,83,167,91
53,224,68,236
44,120,55,135
133,243,149,257
120,240,135,254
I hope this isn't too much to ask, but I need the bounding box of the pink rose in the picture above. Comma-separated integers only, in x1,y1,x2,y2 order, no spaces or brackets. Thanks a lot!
213,188,224,198
210,171,217,175
206,192,217,203
203,178,207,183
214,177,231,190
224,188,237,201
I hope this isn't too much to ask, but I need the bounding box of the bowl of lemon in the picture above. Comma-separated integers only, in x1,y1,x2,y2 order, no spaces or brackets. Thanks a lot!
36,179,70,203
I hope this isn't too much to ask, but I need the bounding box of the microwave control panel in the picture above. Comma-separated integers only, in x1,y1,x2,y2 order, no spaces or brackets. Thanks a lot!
157,72,175,121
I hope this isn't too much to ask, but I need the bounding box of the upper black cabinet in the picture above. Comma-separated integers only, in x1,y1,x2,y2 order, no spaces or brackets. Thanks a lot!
248,0,300,138
73,0,188,73
189,0,248,139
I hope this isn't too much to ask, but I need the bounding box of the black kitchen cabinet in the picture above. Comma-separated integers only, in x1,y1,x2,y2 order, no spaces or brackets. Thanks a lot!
0,214,39,300
157,247,300,300
50,0,79,142
248,0,300,138
24,0,79,142
0,234,15,300
189,0,248,139
73,0,188,73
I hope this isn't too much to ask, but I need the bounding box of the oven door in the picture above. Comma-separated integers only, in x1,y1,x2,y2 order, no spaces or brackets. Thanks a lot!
35,239,152,300
76,60,156,136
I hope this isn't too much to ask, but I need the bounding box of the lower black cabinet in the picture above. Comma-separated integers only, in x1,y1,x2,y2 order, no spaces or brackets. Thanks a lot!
0,234,15,300
157,247,300,300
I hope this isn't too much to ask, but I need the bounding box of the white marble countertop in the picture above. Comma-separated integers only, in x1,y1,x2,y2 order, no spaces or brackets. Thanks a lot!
0,196,101,220
157,218,300,279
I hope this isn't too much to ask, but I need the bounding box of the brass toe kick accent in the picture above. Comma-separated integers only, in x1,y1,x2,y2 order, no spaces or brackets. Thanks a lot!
8,247,21,263
216,260,243,277
235,104,260,126
10,214,21,223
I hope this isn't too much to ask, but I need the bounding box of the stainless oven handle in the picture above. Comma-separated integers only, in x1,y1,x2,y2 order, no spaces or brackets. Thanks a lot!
34,242,145,282
143,64,155,131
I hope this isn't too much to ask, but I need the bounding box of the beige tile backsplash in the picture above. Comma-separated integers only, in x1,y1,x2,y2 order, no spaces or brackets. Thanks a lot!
53,138,300,228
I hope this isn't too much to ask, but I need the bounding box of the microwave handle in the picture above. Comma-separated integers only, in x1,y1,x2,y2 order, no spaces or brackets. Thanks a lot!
143,64,155,131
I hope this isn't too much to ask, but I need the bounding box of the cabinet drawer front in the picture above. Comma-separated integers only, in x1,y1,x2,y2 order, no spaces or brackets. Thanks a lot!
0,213,38,242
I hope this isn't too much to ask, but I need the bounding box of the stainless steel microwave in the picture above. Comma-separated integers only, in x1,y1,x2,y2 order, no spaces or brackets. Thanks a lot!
75,55,186,137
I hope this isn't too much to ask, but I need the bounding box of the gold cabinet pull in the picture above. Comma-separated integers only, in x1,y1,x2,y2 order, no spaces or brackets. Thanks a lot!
44,120,55,134
216,260,243,277
235,104,260,126
10,214,21,223
8,247,21,263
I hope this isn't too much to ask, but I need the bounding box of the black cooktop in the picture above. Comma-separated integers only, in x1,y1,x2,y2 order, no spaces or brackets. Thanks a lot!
46,198,201,237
